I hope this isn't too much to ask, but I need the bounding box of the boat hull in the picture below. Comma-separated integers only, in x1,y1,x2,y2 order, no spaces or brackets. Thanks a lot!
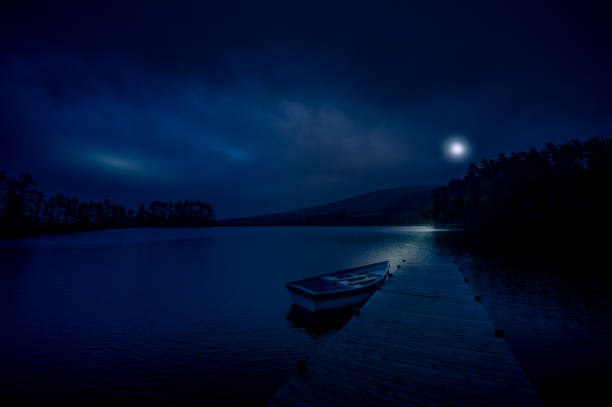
289,288,376,313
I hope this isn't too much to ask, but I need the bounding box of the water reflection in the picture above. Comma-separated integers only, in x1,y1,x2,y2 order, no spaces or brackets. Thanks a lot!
1,226,608,406
286,304,357,336
434,231,612,407
0,226,443,406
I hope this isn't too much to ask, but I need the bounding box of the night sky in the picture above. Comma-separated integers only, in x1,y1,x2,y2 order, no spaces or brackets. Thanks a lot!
1,1,611,217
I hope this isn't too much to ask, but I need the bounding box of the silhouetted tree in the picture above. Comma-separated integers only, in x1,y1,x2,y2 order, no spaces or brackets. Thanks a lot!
430,137,612,233
0,172,216,237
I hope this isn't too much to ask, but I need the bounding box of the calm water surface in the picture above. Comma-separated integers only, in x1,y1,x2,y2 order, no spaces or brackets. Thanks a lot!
0,227,610,406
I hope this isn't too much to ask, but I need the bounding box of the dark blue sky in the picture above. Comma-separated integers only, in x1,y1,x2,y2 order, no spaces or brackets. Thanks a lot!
1,1,610,217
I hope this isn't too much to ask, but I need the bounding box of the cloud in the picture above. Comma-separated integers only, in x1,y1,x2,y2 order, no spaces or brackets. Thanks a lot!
212,145,249,161
90,153,144,172
1,1,611,218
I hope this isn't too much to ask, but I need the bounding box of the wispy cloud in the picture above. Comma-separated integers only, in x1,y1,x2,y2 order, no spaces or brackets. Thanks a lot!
1,39,610,217
91,153,144,172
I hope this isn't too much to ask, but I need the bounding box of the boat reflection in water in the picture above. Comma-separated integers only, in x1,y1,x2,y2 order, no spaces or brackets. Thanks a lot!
286,304,359,335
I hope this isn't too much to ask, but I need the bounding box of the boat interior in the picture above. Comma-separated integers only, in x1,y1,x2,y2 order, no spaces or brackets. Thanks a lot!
296,270,383,293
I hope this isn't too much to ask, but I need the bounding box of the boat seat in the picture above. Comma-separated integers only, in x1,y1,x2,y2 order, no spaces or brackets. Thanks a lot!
347,276,378,285
321,274,365,282
336,276,378,287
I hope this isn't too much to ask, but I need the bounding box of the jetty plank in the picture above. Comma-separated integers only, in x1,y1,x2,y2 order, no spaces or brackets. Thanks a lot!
268,262,543,406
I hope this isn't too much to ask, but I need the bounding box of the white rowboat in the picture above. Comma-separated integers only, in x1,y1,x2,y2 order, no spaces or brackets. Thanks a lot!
286,261,390,312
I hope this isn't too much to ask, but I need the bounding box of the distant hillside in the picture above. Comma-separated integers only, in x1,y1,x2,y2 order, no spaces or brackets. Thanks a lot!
220,185,437,226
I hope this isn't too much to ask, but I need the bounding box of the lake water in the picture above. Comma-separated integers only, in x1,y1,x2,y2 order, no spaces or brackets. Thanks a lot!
0,227,610,406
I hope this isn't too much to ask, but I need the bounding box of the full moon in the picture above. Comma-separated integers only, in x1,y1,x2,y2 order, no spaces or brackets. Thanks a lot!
450,142,465,156
442,135,471,162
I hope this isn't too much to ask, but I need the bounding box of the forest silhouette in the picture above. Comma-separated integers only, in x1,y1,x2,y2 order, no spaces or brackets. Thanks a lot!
430,137,611,230
430,136,612,269
2,137,611,241
0,173,215,238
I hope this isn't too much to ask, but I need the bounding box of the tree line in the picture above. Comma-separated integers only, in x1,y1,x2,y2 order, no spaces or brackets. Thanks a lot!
429,136,612,233
0,172,215,237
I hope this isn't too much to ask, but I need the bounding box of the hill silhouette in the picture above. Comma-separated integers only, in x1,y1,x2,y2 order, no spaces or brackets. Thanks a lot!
220,185,437,226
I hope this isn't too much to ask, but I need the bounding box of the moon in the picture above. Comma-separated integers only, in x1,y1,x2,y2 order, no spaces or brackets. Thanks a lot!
450,142,465,157
443,135,471,162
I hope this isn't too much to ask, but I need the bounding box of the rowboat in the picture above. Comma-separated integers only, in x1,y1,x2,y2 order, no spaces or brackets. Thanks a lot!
286,261,390,312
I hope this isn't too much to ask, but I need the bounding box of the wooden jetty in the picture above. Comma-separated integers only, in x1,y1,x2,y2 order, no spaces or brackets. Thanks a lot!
268,263,542,407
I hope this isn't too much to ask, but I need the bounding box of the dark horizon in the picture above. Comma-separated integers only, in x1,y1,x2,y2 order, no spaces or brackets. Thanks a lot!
2,1,611,217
